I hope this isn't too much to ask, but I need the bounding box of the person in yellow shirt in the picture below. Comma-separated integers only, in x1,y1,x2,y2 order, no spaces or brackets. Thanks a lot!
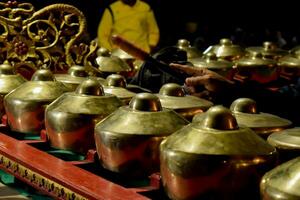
97,0,160,53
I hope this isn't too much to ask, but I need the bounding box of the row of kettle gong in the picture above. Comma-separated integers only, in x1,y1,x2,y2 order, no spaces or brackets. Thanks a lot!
93,96,296,200
0,59,214,137
97,39,300,88
0,63,115,135
178,38,300,84
0,60,214,155
5,72,291,200
0,61,149,133
95,96,300,200
2,61,299,199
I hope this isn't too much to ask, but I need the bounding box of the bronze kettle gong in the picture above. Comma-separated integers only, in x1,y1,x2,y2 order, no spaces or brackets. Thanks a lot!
176,39,202,60
260,157,300,200
104,74,136,104
156,83,213,120
160,105,277,200
4,69,70,134
189,52,235,79
234,52,279,84
268,127,300,163
45,78,122,153
0,62,27,119
230,98,291,137
94,93,189,176
203,38,245,61
194,98,292,138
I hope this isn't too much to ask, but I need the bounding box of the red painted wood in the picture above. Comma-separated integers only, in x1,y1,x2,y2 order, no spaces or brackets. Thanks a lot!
0,133,150,200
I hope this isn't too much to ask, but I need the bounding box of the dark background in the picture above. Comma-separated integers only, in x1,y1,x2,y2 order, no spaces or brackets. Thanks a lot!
25,0,300,50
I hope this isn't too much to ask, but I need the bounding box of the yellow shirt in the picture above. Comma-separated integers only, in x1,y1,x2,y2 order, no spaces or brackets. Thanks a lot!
97,0,160,53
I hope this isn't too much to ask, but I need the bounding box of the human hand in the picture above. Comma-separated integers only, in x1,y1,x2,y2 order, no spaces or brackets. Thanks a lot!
169,63,234,98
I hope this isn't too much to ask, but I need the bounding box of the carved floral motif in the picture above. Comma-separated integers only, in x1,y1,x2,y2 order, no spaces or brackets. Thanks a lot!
0,1,99,77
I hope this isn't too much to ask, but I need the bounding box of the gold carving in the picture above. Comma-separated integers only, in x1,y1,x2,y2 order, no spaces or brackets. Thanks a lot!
0,1,99,76
0,154,87,200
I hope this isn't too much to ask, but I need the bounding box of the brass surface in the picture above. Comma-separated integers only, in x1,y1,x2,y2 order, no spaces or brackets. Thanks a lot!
195,109,290,136
95,107,188,135
46,79,122,153
156,83,213,120
268,128,300,149
278,55,300,68
189,53,234,77
195,98,293,136
230,98,257,113
163,106,275,154
4,69,70,134
132,59,144,71
68,65,89,77
230,98,291,136
106,74,127,88
290,45,300,62
96,56,131,73
0,62,17,76
111,48,138,77
104,74,136,104
246,42,288,60
267,128,300,163
260,157,300,200
176,39,202,59
233,113,291,133
290,45,300,54
111,48,134,60
159,83,185,97
234,52,279,83
104,87,135,104
190,53,233,69
160,105,277,200
278,55,300,78
177,39,190,47
75,78,104,96
96,77,108,86
31,69,55,81
235,52,277,67
54,65,89,91
0,62,27,118
129,93,162,112
204,38,245,61
94,93,189,175
54,74,87,90
97,47,111,57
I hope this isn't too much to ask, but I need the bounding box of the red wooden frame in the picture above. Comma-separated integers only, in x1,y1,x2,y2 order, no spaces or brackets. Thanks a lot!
0,131,161,200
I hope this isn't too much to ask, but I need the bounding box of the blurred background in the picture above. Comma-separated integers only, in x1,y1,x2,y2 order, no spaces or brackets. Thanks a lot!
28,0,300,50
